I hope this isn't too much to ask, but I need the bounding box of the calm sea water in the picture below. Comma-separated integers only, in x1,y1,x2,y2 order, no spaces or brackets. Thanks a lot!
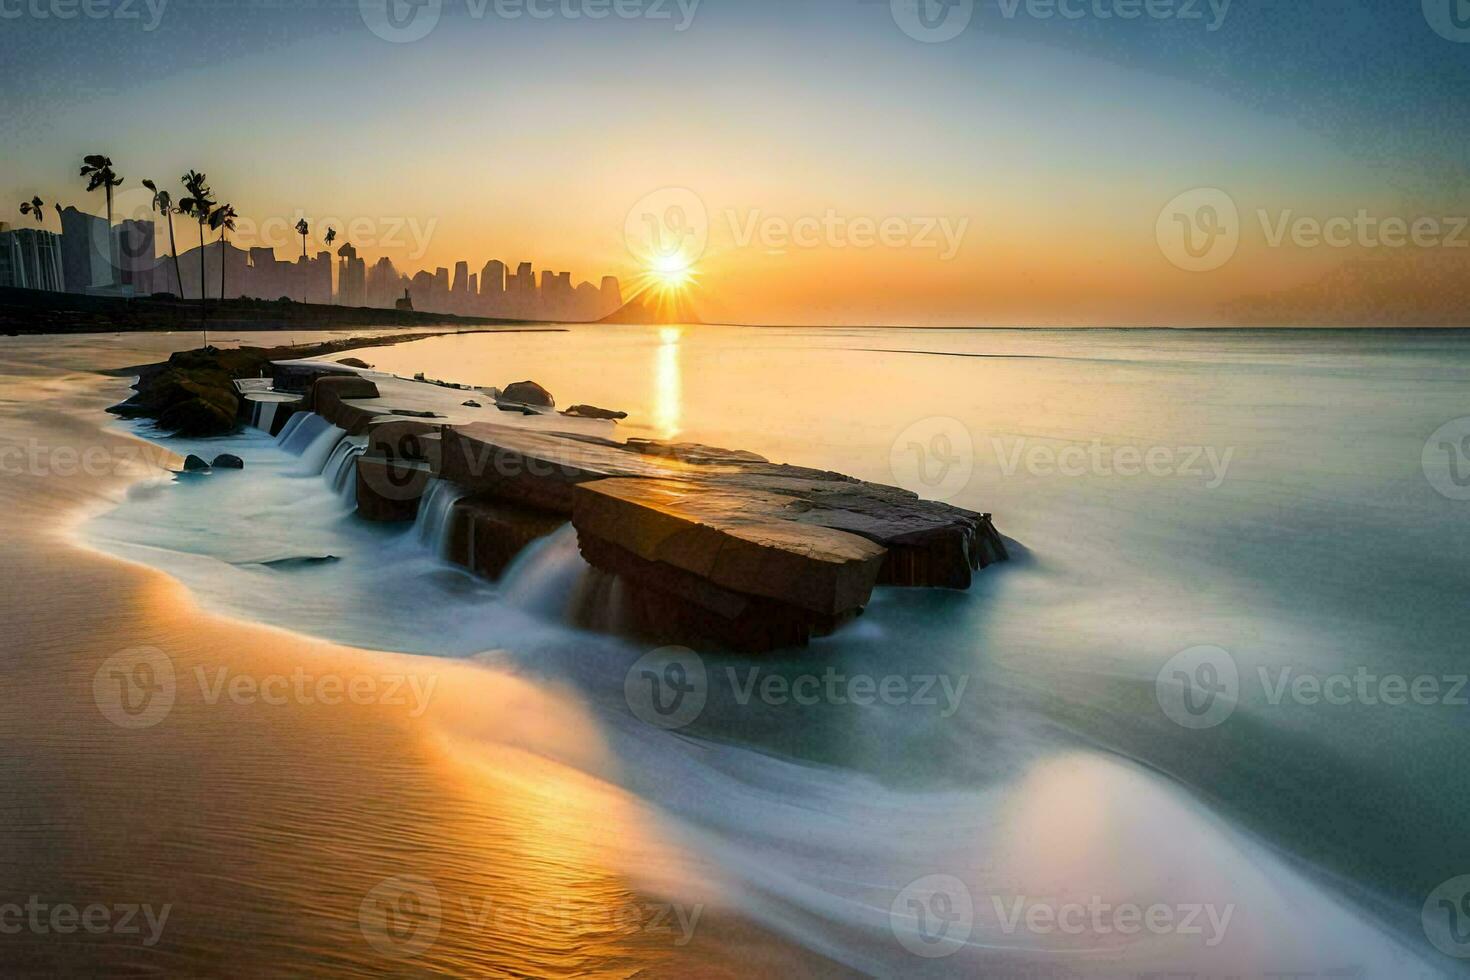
88,326,1470,976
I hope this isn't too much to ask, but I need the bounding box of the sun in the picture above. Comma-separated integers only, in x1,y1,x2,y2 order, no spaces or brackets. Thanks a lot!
649,253,693,288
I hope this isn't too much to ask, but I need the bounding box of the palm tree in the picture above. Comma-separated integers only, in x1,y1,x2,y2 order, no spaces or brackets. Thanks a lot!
324,226,336,248
295,218,311,303
79,155,123,223
142,180,184,300
18,196,44,224
79,155,123,282
177,171,216,345
208,204,238,301
177,171,215,304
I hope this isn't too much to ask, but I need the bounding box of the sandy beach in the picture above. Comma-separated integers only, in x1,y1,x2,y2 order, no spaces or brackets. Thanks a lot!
0,331,838,977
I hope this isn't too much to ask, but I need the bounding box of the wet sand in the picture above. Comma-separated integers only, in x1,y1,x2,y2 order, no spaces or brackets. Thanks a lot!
0,332,839,977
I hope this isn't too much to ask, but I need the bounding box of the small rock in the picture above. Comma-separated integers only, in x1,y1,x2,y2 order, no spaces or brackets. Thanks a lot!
500,380,555,408
337,357,373,369
182,454,210,472
212,453,244,469
496,402,537,415
462,400,482,408
561,404,628,421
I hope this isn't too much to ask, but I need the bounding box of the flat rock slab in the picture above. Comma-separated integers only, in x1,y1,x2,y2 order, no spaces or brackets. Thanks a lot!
573,477,886,617
438,422,714,514
256,364,1006,650
447,496,569,579
440,421,1002,591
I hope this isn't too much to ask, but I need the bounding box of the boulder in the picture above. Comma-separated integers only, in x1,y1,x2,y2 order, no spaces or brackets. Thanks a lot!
462,400,482,408
336,357,373,369
561,404,628,420
160,397,237,437
212,453,244,469
499,380,555,408
309,374,380,406
182,454,211,472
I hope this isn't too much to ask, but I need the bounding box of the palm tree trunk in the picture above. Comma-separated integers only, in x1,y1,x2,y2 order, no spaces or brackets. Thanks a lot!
198,221,208,347
105,185,116,286
301,235,308,304
220,233,227,302
166,213,182,300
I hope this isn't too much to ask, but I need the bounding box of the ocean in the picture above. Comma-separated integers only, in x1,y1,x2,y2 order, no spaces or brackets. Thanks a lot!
85,325,1470,976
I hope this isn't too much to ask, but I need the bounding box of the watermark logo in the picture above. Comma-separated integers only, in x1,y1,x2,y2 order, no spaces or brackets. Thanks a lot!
1257,209,1469,250
992,437,1234,488
1423,876,1470,958
107,185,163,279
93,646,176,729
358,454,432,502
0,438,175,479
1155,645,1238,729
193,665,438,717
0,0,167,31
360,0,442,42
996,0,1230,29
1157,187,1239,272
1424,0,1470,42
1423,417,1470,501
890,874,974,958
890,416,974,501
360,876,442,956
624,187,708,273
357,878,704,950
991,894,1233,947
624,646,707,730
729,667,969,716
359,424,436,502
0,897,171,946
361,0,700,42
891,0,973,42
723,209,969,260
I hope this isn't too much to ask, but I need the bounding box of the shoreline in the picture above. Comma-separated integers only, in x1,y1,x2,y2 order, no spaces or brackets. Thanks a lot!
0,285,589,335
0,331,838,975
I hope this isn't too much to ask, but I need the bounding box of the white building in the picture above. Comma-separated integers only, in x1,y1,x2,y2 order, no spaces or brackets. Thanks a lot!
0,223,66,292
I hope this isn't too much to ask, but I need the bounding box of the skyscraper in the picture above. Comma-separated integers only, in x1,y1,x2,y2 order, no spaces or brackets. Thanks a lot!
58,206,113,294
0,223,65,292
337,241,366,307
114,219,156,295
600,275,622,316
481,259,505,298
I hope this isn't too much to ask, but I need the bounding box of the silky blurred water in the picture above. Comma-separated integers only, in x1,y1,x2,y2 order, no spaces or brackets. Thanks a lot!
86,326,1470,976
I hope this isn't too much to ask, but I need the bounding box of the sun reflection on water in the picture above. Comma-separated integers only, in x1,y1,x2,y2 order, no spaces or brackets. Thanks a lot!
654,326,682,439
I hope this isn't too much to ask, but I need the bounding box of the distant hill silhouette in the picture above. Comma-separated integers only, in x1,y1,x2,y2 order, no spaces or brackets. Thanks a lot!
599,285,701,325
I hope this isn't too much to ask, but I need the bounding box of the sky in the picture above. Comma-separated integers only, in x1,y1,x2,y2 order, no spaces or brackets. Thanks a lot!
2,0,1469,325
